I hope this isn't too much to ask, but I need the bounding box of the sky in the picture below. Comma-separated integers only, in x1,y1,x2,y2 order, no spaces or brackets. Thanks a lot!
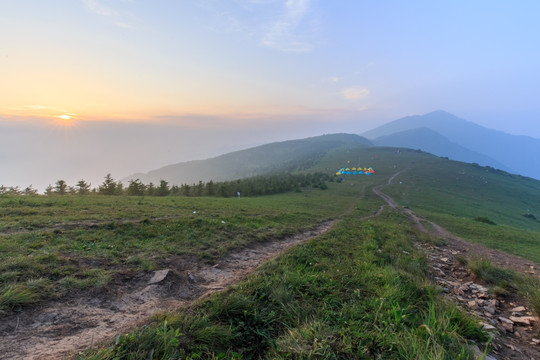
1,0,540,191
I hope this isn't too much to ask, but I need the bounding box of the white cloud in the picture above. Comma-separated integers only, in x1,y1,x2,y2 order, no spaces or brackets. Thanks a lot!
329,77,341,83
261,0,317,52
83,0,135,28
341,87,371,101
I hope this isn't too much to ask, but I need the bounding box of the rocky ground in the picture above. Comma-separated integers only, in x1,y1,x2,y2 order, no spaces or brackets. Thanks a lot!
421,240,540,359
374,169,540,359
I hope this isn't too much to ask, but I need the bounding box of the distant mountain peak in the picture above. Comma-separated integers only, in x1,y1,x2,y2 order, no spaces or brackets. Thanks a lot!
362,110,480,140
372,127,512,172
425,109,456,116
362,111,540,180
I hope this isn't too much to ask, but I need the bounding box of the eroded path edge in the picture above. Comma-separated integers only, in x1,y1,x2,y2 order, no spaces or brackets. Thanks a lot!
0,222,334,360
373,169,540,359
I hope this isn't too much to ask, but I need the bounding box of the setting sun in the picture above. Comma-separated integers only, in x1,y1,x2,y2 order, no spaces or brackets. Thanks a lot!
55,113,77,126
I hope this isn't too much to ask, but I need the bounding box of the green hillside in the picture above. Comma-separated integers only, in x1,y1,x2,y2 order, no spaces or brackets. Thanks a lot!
123,140,540,263
124,133,372,185
4,141,540,359
313,146,540,261
316,146,540,229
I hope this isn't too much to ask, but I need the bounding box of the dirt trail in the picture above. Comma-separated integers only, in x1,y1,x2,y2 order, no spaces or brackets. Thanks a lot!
372,167,427,232
0,222,333,360
374,169,540,359
374,169,540,277
4,170,540,359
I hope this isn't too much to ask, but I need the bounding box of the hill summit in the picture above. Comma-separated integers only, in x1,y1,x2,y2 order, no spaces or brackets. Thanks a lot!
125,111,540,185
363,110,540,180
124,133,372,185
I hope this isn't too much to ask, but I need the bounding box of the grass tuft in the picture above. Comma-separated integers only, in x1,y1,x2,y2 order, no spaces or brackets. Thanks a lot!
526,287,540,318
469,257,514,287
468,257,540,319
0,285,37,313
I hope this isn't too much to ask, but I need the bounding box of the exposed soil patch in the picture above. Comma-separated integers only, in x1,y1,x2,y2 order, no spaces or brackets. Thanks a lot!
0,222,333,360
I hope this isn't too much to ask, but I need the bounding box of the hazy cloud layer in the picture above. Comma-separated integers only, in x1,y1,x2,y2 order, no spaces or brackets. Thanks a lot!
341,87,371,101
0,110,374,191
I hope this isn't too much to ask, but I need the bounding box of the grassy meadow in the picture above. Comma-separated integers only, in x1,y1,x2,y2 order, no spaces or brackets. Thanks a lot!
0,188,358,313
314,145,540,261
376,150,540,262
77,207,487,360
3,145,540,358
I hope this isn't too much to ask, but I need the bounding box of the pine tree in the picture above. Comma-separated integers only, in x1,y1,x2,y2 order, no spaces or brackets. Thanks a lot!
76,180,91,195
127,179,146,196
22,185,38,195
54,180,68,195
157,180,170,196
99,174,117,195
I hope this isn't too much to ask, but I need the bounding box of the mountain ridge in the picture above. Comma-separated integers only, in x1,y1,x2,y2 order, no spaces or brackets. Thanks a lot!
372,127,512,172
123,133,372,185
363,110,540,180
125,111,540,185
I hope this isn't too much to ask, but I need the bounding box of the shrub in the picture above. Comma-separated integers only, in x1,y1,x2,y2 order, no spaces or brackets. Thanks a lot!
473,216,496,225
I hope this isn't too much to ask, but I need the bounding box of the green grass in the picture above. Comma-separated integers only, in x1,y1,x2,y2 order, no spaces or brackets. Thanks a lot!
414,213,540,263
4,146,540,358
380,153,540,232
469,257,516,291
0,285,37,314
0,187,353,231
468,257,540,317
76,210,488,359
348,148,540,263
0,186,363,310
310,146,540,263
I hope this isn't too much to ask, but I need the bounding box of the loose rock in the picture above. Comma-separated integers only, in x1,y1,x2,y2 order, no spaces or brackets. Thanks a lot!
148,269,171,285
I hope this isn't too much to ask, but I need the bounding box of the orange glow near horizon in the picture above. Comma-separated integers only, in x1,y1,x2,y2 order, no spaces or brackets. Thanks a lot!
0,101,359,130
55,114,77,126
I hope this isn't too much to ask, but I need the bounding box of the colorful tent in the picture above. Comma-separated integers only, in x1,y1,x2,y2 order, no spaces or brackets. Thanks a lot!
335,166,375,176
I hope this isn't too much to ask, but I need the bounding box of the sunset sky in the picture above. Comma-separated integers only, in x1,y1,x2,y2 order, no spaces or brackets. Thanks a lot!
1,1,540,190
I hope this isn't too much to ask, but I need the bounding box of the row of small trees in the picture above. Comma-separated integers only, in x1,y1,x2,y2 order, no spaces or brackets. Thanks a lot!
0,185,39,196
38,173,332,197
44,174,120,196
1,173,332,197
